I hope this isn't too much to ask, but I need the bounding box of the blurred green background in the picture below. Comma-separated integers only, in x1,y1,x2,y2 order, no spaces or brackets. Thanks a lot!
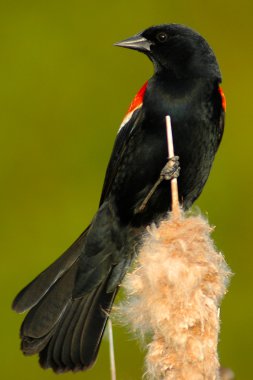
1,0,252,379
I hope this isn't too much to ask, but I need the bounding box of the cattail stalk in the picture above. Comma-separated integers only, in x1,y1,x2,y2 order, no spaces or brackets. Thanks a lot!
108,318,116,380
165,115,180,217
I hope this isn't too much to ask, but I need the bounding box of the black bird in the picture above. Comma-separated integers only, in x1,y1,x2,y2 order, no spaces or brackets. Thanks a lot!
12,24,225,372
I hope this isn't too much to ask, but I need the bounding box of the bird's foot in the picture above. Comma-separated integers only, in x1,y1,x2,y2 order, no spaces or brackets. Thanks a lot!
134,156,180,214
160,156,180,181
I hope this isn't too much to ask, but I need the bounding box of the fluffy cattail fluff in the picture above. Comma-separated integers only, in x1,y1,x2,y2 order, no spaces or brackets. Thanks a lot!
119,213,231,380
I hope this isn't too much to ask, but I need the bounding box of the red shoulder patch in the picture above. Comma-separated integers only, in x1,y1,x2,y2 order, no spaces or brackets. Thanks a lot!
127,81,148,114
218,85,226,112
118,81,148,132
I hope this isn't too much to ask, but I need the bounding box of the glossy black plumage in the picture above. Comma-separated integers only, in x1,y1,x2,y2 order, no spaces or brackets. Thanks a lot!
13,24,225,372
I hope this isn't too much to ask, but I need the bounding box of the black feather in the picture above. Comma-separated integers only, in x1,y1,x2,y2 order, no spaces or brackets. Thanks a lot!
38,279,117,372
13,229,88,313
21,262,77,341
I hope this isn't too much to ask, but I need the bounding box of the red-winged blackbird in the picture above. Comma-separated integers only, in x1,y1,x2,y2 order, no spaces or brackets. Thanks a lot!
12,24,225,372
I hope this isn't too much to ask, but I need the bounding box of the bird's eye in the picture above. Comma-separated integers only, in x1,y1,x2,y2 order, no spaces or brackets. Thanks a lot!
156,32,168,43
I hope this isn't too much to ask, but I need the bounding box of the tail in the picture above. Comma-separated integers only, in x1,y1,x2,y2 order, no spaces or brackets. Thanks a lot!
12,227,118,373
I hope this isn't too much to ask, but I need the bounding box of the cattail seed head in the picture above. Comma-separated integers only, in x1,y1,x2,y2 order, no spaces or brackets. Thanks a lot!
119,213,231,380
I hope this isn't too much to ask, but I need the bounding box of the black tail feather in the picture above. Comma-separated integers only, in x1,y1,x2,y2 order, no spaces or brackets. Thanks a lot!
60,298,86,370
21,328,56,356
20,262,77,340
79,282,117,368
12,229,88,313
38,280,118,372
61,295,95,369
51,300,81,371
14,221,120,372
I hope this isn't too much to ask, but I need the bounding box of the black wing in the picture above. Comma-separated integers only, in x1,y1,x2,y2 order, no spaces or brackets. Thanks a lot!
99,107,144,206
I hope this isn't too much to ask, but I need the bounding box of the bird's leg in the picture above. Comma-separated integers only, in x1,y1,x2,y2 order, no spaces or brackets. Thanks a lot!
134,156,180,214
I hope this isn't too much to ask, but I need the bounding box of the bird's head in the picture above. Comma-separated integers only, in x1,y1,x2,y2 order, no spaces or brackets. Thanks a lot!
115,24,221,80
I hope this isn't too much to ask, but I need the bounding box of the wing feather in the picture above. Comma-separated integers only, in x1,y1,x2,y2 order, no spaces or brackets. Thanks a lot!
99,107,144,205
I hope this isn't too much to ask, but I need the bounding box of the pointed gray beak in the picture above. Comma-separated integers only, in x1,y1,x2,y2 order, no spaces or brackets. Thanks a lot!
114,34,151,53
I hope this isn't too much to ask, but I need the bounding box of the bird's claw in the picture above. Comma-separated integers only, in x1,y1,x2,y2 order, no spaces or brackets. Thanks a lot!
160,156,180,180
134,156,180,215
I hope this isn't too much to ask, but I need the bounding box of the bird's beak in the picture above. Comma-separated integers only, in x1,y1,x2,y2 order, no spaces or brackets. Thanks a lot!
114,34,151,53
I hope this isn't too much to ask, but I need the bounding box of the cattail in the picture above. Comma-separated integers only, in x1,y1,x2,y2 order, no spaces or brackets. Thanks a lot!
120,213,231,380
118,116,232,380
